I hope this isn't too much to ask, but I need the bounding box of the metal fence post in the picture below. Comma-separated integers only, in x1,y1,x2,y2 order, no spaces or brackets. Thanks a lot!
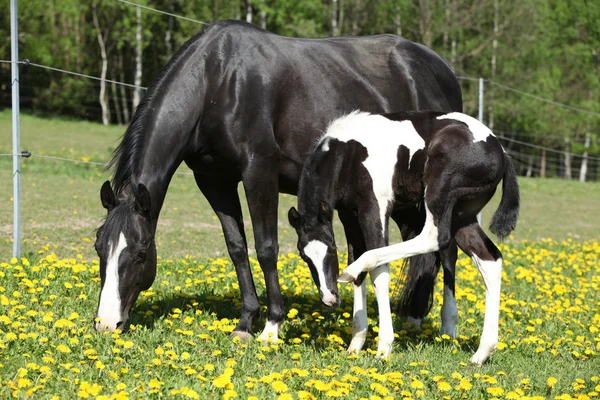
477,78,484,226
11,0,21,258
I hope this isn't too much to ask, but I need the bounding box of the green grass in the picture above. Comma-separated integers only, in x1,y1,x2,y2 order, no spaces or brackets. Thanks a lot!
0,112,599,399
1,110,600,260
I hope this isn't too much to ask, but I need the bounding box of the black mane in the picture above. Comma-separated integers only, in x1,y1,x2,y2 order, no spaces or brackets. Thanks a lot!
107,23,217,195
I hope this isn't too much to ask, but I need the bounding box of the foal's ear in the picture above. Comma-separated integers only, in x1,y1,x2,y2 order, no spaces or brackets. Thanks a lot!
288,207,301,229
318,201,333,224
134,183,152,217
100,181,117,211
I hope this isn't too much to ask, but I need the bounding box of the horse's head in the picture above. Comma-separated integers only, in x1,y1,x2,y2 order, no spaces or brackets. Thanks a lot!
94,181,156,331
288,201,340,307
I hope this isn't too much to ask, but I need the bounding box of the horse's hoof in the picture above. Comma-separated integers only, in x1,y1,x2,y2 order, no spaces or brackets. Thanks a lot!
338,272,356,283
230,331,254,342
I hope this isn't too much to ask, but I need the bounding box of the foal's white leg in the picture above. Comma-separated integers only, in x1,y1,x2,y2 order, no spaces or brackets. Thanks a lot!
370,264,394,358
470,254,502,365
339,205,440,282
440,286,458,337
347,280,368,354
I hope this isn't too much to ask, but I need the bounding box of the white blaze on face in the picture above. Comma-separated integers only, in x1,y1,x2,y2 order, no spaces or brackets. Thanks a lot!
96,232,128,331
304,240,337,306
437,112,495,143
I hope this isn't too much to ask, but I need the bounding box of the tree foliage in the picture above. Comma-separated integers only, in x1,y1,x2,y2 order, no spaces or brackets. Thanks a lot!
0,0,598,175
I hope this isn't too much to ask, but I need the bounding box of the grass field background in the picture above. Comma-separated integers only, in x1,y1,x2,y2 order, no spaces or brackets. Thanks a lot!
1,111,599,399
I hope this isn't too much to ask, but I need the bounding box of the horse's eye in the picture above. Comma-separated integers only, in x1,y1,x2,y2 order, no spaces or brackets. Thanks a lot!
135,250,147,264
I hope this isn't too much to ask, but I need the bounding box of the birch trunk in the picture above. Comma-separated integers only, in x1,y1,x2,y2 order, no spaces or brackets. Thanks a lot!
331,0,339,36
111,67,123,125
418,0,433,48
92,5,110,126
246,0,253,23
564,138,572,179
395,2,402,36
165,0,174,59
119,52,130,124
540,149,546,178
260,0,266,29
579,132,590,182
132,6,143,112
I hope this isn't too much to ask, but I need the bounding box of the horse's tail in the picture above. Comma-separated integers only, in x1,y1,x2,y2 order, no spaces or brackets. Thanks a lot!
489,153,520,240
397,252,440,319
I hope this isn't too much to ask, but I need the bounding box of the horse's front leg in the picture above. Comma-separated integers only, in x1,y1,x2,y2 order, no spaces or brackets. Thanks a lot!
338,209,368,354
195,175,260,341
358,204,394,359
242,153,285,344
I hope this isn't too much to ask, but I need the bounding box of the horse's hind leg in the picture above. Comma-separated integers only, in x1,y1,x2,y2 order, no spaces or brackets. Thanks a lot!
440,240,459,337
392,207,441,330
454,218,503,365
195,175,259,341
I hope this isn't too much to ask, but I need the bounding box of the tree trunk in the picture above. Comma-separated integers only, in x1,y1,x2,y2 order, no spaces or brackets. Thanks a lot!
111,66,123,125
260,0,266,29
132,6,143,112
246,0,253,23
119,51,130,124
92,5,110,126
540,149,546,178
418,0,433,48
579,132,590,182
564,138,572,179
352,0,362,35
331,0,339,36
165,0,174,59
395,2,402,36
526,154,533,177
488,0,499,130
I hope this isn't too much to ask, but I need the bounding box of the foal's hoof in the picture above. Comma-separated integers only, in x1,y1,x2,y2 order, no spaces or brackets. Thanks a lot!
230,331,254,343
338,272,356,283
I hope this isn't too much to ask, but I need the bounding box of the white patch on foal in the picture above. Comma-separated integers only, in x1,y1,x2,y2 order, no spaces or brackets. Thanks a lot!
437,112,496,143
304,240,337,306
326,112,425,235
96,232,127,331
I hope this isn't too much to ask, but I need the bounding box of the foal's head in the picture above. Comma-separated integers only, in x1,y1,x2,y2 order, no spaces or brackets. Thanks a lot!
288,201,340,307
93,181,156,331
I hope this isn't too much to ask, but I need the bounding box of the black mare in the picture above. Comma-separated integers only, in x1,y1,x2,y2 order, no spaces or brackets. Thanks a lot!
93,20,463,343
289,111,519,363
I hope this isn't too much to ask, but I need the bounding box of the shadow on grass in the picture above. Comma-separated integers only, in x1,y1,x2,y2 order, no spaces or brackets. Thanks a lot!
128,289,482,356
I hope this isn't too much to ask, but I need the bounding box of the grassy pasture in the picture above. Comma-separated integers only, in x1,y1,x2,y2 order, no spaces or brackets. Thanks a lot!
0,111,599,399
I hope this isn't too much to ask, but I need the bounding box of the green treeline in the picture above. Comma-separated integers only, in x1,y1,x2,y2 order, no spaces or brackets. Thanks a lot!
0,0,598,178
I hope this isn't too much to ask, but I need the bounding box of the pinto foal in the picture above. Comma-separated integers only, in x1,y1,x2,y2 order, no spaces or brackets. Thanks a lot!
289,111,519,363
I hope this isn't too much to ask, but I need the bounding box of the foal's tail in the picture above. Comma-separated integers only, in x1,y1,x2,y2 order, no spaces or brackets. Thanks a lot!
489,153,520,240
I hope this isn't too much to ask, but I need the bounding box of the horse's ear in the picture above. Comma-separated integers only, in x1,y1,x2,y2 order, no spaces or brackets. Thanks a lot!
100,181,117,211
134,183,152,217
318,201,333,224
288,207,301,229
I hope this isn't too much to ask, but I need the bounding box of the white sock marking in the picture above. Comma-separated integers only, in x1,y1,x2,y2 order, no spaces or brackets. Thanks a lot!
347,280,368,354
470,255,502,364
437,112,495,143
96,232,127,331
440,286,458,337
304,240,336,306
370,265,394,358
258,320,280,343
